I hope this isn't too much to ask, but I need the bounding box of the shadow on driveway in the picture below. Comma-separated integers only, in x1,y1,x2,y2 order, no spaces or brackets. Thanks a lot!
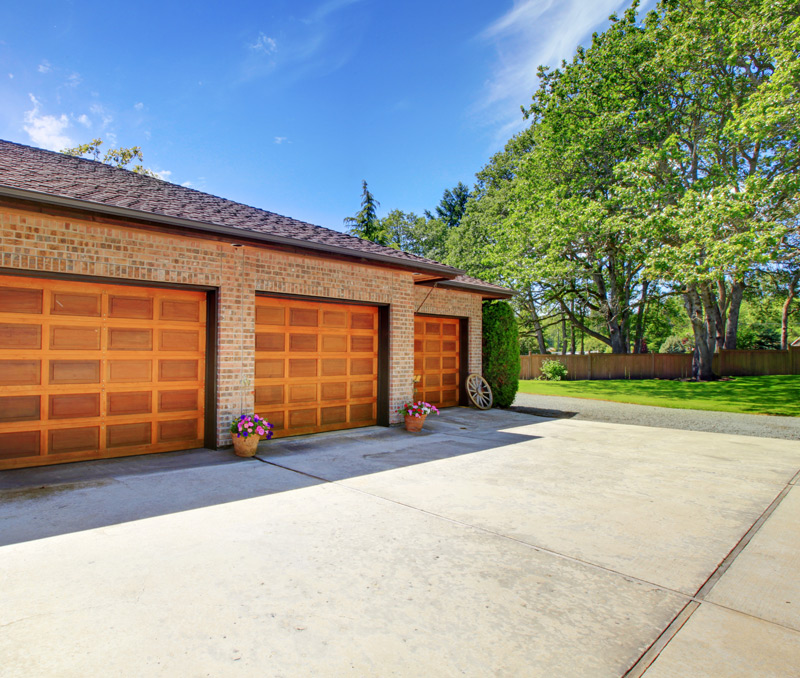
0,408,543,547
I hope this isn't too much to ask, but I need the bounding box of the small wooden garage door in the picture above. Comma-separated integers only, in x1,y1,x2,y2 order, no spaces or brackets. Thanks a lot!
414,315,460,408
254,297,378,437
0,275,206,470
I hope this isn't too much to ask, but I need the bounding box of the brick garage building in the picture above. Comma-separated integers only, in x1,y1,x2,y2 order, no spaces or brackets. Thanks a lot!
0,140,511,469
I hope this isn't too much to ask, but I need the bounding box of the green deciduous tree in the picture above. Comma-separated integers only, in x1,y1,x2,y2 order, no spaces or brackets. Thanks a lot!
61,138,160,178
617,0,800,377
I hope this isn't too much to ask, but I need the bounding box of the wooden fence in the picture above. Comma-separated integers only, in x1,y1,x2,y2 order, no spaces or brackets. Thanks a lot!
519,348,800,380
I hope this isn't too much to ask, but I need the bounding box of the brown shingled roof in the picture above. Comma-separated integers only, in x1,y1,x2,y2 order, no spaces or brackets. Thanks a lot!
0,139,512,297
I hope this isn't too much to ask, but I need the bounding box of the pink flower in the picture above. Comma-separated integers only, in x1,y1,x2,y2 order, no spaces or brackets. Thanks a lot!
256,427,265,436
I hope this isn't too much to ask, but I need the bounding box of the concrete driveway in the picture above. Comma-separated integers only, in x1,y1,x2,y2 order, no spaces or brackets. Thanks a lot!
1,409,798,677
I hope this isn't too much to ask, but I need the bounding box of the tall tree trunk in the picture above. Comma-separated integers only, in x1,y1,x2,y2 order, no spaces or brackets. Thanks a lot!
724,281,745,349
781,274,799,350
528,300,548,354
593,271,628,354
561,314,568,354
633,279,649,354
684,285,716,380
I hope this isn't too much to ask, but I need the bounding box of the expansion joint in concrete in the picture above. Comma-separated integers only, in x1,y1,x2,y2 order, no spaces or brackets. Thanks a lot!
623,480,796,677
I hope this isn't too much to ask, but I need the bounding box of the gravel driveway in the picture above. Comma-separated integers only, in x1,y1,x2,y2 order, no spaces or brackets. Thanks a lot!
512,392,800,441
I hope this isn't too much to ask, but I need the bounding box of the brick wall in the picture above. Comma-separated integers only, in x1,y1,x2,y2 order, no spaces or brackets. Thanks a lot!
0,204,484,442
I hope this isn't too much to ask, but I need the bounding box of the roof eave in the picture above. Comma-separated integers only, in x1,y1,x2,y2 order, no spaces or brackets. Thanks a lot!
426,280,516,299
0,184,463,278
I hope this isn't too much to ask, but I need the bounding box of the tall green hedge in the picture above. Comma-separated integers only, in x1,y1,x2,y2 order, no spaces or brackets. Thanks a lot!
482,301,520,408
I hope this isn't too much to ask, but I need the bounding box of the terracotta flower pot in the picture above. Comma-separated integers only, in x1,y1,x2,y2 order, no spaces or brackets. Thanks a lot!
232,434,261,457
404,414,427,432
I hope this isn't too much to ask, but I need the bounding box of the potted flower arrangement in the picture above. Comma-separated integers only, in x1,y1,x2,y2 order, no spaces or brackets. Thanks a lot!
230,413,273,457
397,401,439,432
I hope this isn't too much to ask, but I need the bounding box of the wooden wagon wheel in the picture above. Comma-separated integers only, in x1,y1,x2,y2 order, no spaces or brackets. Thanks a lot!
466,373,493,410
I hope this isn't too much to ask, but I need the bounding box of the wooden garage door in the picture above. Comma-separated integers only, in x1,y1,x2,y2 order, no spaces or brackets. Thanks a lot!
0,275,206,470
414,315,460,408
254,297,378,437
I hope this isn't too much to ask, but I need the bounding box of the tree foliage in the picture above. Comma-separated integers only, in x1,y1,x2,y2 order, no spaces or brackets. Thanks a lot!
344,180,389,245
61,138,160,178
482,301,520,407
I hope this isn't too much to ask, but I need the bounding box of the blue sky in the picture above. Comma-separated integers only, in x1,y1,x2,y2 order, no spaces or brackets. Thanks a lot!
0,0,652,232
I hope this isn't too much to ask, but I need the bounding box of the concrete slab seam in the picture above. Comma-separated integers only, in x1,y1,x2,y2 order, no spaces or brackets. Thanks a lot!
253,456,330,483
622,477,797,677
622,601,700,678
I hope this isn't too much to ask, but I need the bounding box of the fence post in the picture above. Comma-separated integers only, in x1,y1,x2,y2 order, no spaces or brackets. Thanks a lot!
587,352,592,380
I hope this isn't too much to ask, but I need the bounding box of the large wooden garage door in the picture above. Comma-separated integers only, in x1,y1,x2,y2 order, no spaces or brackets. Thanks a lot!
254,297,378,437
0,275,206,470
414,315,460,408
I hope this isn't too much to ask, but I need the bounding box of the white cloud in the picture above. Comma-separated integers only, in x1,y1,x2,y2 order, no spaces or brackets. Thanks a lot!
66,72,81,87
23,94,72,150
181,181,193,187
37,60,51,74
155,169,172,180
8,73,13,79
274,136,288,144
306,0,366,23
75,113,91,128
248,32,278,54
89,102,113,128
134,102,144,110
477,0,649,140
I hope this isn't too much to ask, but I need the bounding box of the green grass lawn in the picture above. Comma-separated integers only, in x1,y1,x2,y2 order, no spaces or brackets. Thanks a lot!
517,375,800,417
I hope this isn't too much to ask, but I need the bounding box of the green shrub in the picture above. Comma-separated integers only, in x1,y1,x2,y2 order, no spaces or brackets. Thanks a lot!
482,301,520,407
539,359,568,381
660,335,688,354
737,324,781,350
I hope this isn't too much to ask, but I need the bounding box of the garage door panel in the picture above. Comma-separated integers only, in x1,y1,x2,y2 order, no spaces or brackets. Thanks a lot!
51,292,101,317
0,431,40,458
50,360,101,384
289,307,318,327
1,322,42,348
108,295,153,319
49,426,100,454
255,385,284,407
158,418,197,443
0,395,41,422
0,360,41,385
289,334,318,351
320,358,345,376
0,287,43,314
108,391,152,416
160,299,200,323
256,305,284,325
321,382,347,401
108,327,152,351
255,297,378,437
158,359,199,382
107,360,151,383
0,275,206,470
107,422,152,448
414,315,460,409
322,334,347,352
48,393,101,420
158,389,199,413
256,332,285,351
159,329,200,351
